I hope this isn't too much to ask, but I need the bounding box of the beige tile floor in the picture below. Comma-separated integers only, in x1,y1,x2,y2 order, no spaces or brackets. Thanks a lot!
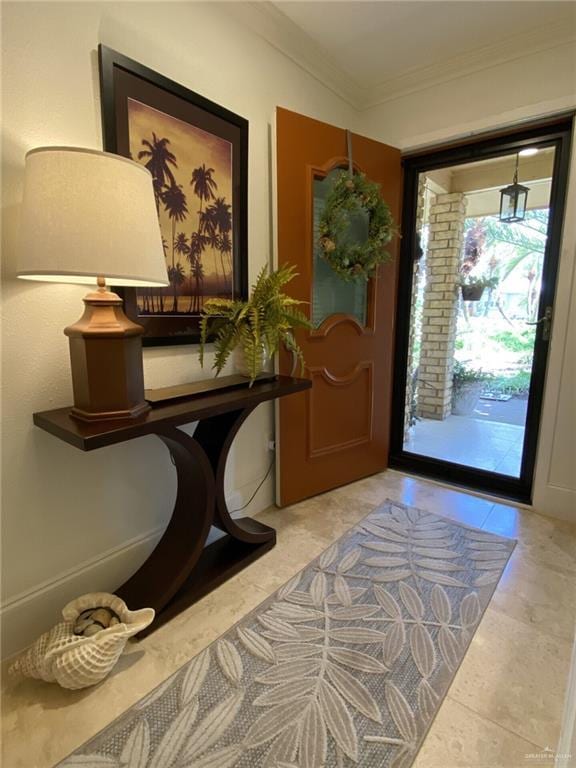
2,470,575,768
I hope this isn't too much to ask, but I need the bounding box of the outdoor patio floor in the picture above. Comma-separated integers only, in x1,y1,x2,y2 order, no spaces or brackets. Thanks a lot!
405,413,525,475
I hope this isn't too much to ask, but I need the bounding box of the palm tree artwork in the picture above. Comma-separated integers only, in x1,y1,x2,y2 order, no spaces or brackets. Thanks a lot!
187,232,207,313
191,164,218,217
219,231,232,281
200,208,224,293
174,232,190,309
190,252,205,314
162,183,189,312
127,98,235,317
138,133,177,211
206,197,232,288
167,263,186,303
191,164,220,300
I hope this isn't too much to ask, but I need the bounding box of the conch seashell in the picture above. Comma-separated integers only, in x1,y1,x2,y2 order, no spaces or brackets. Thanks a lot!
9,593,154,689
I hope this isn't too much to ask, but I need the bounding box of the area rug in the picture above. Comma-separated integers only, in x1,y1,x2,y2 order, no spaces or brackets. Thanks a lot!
58,500,515,768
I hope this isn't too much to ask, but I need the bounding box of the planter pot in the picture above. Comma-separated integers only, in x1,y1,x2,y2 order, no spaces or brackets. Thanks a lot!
452,381,483,416
461,284,485,301
233,346,270,380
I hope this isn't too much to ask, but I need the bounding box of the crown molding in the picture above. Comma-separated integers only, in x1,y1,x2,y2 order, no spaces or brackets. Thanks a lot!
224,2,367,109
364,20,576,108
227,3,575,112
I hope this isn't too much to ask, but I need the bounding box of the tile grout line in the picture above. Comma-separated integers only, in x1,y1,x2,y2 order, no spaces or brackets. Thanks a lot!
480,502,498,531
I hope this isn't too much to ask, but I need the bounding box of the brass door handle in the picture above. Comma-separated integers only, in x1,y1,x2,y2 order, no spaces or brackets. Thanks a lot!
526,306,552,341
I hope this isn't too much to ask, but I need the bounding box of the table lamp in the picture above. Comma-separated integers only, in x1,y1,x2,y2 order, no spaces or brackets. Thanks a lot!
17,147,169,422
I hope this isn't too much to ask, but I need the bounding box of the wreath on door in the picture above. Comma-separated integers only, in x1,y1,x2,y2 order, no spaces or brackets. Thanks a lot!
318,170,397,281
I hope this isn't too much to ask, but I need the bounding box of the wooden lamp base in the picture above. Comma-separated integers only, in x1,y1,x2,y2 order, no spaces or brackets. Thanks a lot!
64,277,150,422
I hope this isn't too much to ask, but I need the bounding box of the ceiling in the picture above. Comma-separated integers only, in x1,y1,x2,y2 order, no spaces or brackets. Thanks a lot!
426,146,555,193
233,2,576,109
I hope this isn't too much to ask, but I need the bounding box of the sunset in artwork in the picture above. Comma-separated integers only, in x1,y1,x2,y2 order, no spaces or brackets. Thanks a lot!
127,98,233,315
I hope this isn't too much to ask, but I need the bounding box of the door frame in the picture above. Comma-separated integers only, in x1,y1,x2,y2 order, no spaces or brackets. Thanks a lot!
389,116,573,503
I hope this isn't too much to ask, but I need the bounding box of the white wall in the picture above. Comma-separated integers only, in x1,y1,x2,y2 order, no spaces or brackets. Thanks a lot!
0,1,356,658
360,41,576,523
532,124,576,523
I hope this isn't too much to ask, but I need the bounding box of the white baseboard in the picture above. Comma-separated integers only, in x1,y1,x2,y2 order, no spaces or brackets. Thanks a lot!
1,524,165,660
1,479,275,661
533,484,576,524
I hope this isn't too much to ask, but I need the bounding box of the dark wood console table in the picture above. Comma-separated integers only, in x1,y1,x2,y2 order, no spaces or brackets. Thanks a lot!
33,375,311,636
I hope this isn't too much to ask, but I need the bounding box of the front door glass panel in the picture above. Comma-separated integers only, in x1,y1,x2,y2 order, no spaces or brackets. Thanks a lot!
312,168,368,328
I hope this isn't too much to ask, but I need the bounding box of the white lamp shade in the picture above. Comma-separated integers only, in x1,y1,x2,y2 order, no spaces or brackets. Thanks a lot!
17,147,169,287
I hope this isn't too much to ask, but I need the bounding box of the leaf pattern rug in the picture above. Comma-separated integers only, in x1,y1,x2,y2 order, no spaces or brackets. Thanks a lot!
58,500,515,768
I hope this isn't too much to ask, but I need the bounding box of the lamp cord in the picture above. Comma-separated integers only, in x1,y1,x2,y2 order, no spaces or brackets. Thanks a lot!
168,446,275,514
229,458,275,514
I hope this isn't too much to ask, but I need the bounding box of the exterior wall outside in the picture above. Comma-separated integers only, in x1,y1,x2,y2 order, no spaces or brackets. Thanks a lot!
417,193,467,420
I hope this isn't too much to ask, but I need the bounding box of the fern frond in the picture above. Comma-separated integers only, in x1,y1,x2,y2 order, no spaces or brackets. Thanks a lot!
199,261,310,382
281,330,306,375
212,323,239,375
281,307,310,328
202,298,236,316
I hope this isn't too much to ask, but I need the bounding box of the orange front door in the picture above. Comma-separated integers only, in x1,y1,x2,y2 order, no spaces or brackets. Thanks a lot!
275,107,402,507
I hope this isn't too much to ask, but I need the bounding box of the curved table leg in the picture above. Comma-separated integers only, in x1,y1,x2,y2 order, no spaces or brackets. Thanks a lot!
194,407,276,544
116,426,215,615
116,411,276,637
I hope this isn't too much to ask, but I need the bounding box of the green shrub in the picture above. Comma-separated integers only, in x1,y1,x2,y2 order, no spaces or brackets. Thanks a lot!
489,330,535,354
452,361,491,406
486,370,532,395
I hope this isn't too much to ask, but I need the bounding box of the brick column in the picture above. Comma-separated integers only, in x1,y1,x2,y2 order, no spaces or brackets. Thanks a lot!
417,193,466,420
404,178,427,439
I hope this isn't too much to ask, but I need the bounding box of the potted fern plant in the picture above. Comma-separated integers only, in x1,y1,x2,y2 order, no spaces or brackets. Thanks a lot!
199,264,310,384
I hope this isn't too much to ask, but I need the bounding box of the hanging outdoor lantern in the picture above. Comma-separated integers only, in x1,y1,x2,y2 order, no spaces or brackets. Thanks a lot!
499,153,529,223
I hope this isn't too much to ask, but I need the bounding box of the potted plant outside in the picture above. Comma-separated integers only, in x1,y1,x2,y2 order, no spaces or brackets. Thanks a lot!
459,275,498,302
452,361,490,416
199,264,311,384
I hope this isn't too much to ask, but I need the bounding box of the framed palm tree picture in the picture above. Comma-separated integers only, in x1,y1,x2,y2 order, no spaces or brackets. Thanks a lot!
98,45,248,346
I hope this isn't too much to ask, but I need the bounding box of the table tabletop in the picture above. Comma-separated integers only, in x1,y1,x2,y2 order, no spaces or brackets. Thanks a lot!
33,375,311,451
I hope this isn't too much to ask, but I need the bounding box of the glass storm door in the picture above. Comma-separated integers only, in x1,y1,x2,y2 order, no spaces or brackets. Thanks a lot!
390,119,573,502
275,107,402,506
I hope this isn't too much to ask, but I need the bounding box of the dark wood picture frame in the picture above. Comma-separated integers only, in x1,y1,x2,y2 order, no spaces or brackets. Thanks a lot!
98,45,248,346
